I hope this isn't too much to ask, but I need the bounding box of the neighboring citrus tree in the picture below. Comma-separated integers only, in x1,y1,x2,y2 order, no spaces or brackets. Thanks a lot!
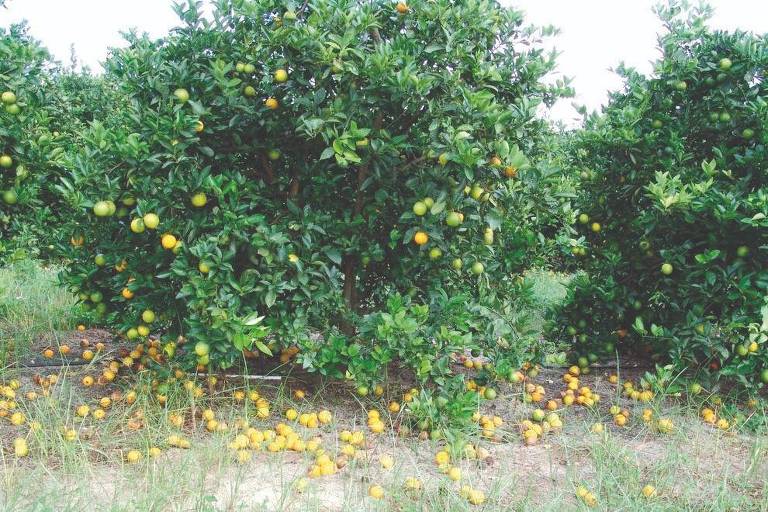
0,24,59,260
0,24,116,261
57,0,574,428
552,2,768,391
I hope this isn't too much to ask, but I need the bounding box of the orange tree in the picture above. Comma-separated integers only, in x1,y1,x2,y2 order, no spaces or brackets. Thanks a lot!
57,0,574,427
552,3,768,392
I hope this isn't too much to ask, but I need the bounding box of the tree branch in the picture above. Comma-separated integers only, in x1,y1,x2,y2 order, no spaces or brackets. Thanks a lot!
370,27,382,44
352,112,383,216
396,154,428,174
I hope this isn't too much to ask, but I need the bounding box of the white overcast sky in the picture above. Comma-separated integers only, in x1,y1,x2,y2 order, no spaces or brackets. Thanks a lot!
1,0,767,124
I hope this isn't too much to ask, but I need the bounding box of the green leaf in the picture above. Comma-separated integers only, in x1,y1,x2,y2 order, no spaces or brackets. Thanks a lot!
325,248,342,265
486,210,503,231
243,313,264,326
198,146,215,157
255,340,273,357
430,201,446,215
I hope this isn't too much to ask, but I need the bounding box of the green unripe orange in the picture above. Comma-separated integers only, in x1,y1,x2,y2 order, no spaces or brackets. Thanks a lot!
93,201,112,217
173,88,190,103
446,211,462,227
2,190,18,205
413,201,427,216
1,91,17,105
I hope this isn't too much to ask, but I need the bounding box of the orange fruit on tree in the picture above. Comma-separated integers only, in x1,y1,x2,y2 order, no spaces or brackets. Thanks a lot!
1,91,17,105
413,231,428,245
161,234,177,250
274,69,288,83
143,213,160,230
173,88,190,103
191,192,207,207
130,218,145,233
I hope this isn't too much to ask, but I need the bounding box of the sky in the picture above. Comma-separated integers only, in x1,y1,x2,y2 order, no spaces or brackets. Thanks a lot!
1,0,767,124
516,0,768,124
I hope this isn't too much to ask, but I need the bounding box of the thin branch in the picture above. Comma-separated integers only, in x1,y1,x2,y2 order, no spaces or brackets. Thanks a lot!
370,27,382,44
396,154,428,174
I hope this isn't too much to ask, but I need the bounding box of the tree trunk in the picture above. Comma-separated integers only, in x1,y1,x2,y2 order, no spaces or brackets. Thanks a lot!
289,177,300,199
258,155,275,185
340,255,358,335
342,255,358,310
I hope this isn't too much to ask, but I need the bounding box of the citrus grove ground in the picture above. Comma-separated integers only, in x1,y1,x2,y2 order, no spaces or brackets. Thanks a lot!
0,263,765,511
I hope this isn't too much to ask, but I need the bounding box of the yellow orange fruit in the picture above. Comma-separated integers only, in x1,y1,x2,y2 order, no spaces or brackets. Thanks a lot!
161,234,177,250
413,231,428,245
13,438,29,457
368,485,384,499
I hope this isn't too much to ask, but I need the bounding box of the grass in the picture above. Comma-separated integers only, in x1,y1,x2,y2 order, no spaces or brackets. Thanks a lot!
523,268,572,336
1,366,767,510
0,260,79,366
0,261,766,511
525,268,572,309
1,377,765,511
